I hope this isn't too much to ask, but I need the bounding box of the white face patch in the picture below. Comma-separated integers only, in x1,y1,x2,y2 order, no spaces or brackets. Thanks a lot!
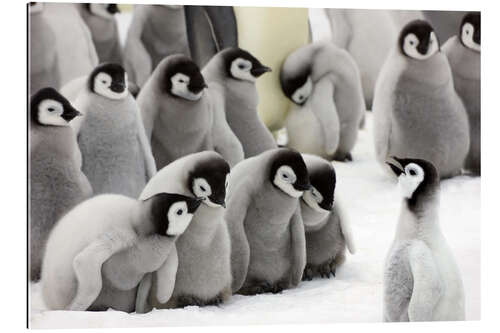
170,73,203,101
403,32,439,60
302,186,329,213
89,4,113,19
93,72,128,100
461,23,480,52
192,177,221,207
230,58,255,82
398,163,425,199
166,201,193,236
291,77,313,105
29,2,44,14
38,99,69,126
273,165,303,198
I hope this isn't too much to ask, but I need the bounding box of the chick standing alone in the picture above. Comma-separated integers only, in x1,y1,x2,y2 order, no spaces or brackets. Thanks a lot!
30,88,92,281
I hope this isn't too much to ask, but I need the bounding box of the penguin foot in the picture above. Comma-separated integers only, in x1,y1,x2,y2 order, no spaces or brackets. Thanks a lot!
302,265,314,281
332,151,353,162
175,294,222,308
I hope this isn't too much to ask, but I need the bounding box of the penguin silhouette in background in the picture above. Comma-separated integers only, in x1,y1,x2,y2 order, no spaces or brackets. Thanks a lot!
30,87,92,281
373,20,469,179
28,3,59,93
79,4,123,64
443,12,481,175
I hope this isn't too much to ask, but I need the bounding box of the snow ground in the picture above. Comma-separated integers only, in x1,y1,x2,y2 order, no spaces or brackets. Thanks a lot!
29,113,480,328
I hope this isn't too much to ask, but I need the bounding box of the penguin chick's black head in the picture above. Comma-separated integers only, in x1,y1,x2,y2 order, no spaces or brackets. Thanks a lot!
149,192,203,237
399,20,440,59
163,55,207,96
460,12,481,47
188,156,230,208
222,47,271,81
280,67,311,105
270,149,311,196
308,164,336,211
386,156,439,214
30,87,81,126
107,4,120,14
88,63,127,98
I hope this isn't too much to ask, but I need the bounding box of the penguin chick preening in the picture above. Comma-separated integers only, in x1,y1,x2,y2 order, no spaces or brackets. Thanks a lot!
373,20,470,179
30,87,92,281
383,157,465,322
443,12,481,175
281,42,365,161
42,193,202,311
300,155,355,281
225,148,310,295
76,63,156,197
137,151,233,310
138,54,243,169
202,47,277,158
80,4,123,64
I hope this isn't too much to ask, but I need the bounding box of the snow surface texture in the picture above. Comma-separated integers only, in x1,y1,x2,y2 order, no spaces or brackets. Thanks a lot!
29,9,480,328
30,112,480,328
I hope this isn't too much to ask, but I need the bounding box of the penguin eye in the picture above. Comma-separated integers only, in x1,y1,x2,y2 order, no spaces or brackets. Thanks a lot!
176,209,183,216
409,41,415,46
409,169,417,176
47,107,55,112
200,185,206,192
238,64,245,70
179,79,185,83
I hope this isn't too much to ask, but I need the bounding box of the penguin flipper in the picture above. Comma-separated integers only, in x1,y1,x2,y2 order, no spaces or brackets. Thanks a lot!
407,241,443,321
310,77,340,156
153,248,179,305
68,229,137,311
335,197,356,254
289,205,307,286
135,108,157,179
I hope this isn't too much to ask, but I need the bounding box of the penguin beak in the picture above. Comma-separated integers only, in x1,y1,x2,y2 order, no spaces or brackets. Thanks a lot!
473,28,480,45
110,82,126,93
107,4,120,14
251,66,272,78
417,36,430,55
319,199,334,211
294,181,311,192
61,107,82,122
189,82,208,94
386,156,405,176
209,193,226,208
187,197,203,213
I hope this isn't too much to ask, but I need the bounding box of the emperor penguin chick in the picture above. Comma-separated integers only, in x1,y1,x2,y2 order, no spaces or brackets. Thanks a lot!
79,4,123,64
124,5,190,88
373,20,470,179
139,151,233,309
443,12,481,175
42,192,202,312
225,148,310,295
202,47,277,158
138,54,243,169
383,157,465,322
29,3,60,93
76,63,156,197
281,42,365,161
30,87,92,281
300,155,356,281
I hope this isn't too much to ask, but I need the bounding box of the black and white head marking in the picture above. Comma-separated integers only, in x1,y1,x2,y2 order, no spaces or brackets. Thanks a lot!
399,20,440,60
302,164,336,213
460,12,480,52
149,193,203,237
84,4,119,19
223,48,271,82
163,56,207,101
270,149,311,198
29,2,44,14
386,157,439,213
88,63,128,100
281,68,312,105
188,157,230,208
30,87,82,126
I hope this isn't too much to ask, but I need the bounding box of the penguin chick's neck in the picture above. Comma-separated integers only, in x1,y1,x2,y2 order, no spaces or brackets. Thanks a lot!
396,195,441,241
300,200,330,232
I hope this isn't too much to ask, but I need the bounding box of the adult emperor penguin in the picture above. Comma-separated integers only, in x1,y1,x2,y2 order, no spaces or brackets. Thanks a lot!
79,4,123,64
225,148,310,295
29,3,59,93
443,12,481,175
124,5,191,88
383,157,465,321
202,47,277,157
42,2,98,87
281,42,365,161
137,151,233,309
42,192,202,311
76,63,156,197
373,20,470,179
299,155,355,280
138,54,243,169
30,87,92,281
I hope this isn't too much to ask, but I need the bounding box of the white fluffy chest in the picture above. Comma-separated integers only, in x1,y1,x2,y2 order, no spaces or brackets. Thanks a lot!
285,106,325,156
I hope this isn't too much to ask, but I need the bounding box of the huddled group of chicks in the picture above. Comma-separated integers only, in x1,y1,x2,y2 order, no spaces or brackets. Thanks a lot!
29,3,479,323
